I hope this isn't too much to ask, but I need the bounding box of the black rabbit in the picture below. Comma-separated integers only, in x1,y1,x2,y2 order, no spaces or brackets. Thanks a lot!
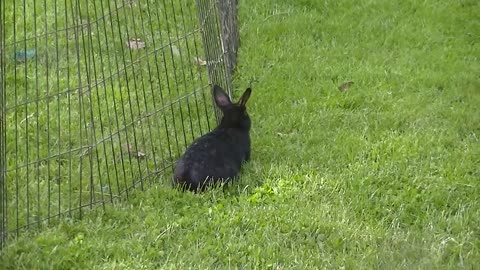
173,85,252,192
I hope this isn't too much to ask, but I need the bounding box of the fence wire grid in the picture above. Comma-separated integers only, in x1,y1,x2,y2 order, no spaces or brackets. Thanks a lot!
0,0,239,249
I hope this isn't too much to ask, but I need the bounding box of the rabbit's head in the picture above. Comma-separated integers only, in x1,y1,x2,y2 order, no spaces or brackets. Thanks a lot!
213,85,252,130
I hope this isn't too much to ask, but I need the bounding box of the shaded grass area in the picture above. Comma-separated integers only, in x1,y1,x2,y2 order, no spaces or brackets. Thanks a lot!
2,0,480,268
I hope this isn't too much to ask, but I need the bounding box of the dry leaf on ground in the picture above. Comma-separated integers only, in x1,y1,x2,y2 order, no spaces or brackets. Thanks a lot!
338,81,354,92
126,38,146,49
171,45,180,56
125,0,137,7
193,56,207,66
123,143,146,159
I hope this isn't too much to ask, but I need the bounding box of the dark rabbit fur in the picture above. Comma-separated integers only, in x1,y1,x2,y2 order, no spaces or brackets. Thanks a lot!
173,85,252,192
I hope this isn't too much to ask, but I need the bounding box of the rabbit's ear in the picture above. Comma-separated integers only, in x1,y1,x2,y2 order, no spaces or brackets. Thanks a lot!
239,88,252,106
213,85,232,109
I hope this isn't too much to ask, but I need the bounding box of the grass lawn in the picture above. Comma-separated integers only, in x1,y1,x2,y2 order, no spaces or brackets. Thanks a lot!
2,0,480,268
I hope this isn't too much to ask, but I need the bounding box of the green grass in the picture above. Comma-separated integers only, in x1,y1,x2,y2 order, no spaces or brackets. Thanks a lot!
2,0,480,268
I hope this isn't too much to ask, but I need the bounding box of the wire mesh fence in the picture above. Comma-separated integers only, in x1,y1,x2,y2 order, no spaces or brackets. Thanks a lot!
0,0,238,249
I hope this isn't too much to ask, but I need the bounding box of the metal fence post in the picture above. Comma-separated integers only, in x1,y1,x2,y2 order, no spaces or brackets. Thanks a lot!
196,0,238,122
218,0,239,92
0,0,6,251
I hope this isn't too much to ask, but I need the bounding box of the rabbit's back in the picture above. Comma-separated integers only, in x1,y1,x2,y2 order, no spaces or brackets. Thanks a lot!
173,128,250,191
